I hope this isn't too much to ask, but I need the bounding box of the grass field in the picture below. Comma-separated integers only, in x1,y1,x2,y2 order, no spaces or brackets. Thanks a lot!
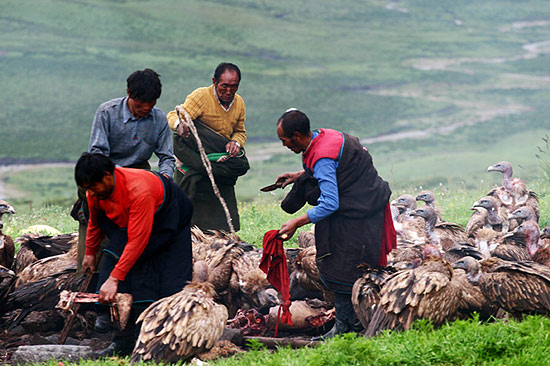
3,200,550,365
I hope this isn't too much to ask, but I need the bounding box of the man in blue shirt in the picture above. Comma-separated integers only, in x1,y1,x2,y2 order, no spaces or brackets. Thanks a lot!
276,109,395,340
89,68,175,176
74,69,175,340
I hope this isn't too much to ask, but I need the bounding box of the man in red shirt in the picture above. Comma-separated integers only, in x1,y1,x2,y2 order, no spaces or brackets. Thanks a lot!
75,152,193,356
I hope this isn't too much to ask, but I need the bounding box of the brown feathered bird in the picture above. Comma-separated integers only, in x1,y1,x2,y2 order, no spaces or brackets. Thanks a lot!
473,196,513,233
351,265,397,331
466,207,488,238
229,249,280,315
0,200,16,269
14,240,78,287
0,264,15,300
14,233,77,274
453,256,550,319
392,195,424,244
410,206,467,251
517,221,550,266
487,161,539,220
365,247,464,337
471,227,530,262
298,228,316,249
131,261,228,365
191,227,244,300
415,190,443,222
1,267,82,330
289,245,334,303
508,206,538,225
540,226,550,248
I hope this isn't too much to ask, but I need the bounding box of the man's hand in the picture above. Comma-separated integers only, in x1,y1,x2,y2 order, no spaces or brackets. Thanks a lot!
82,254,96,274
99,276,119,304
176,122,190,138
278,214,311,240
226,140,241,157
276,171,304,188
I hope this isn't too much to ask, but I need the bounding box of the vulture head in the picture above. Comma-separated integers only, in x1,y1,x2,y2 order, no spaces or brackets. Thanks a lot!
393,194,417,211
487,161,513,180
516,221,540,257
473,196,500,212
508,206,537,223
541,226,550,240
411,206,437,227
452,256,481,282
415,190,436,206
0,200,16,231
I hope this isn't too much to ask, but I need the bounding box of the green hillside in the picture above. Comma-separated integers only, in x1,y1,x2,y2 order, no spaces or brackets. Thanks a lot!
1,0,549,205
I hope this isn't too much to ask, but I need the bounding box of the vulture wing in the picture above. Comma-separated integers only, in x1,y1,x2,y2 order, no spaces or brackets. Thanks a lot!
132,282,228,364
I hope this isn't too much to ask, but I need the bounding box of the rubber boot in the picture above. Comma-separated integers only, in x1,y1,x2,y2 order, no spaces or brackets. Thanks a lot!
312,293,356,341
96,308,141,358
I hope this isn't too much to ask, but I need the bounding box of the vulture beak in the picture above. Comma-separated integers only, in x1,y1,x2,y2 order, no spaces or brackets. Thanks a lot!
487,165,498,172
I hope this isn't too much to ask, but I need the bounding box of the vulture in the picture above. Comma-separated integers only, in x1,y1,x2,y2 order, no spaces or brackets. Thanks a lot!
1,267,82,329
466,207,488,238
453,256,550,319
415,190,443,222
365,247,464,337
541,226,550,248
472,196,513,233
131,261,228,365
228,248,280,315
472,227,530,262
0,200,16,269
0,264,15,300
392,194,417,220
410,206,467,251
516,221,550,266
289,245,333,303
14,240,78,287
351,265,397,331
487,161,539,219
298,228,315,249
508,206,538,225
14,233,77,274
191,227,244,301
391,194,424,243
386,241,423,270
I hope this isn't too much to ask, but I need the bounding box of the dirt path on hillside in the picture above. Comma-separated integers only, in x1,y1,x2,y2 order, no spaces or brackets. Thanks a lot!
361,30,550,145
0,163,74,199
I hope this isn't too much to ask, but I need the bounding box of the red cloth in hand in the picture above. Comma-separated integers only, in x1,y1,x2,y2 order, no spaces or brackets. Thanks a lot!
379,202,397,266
259,230,292,326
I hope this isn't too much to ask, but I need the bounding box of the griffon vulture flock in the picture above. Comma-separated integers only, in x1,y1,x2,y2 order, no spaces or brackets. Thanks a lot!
0,160,549,364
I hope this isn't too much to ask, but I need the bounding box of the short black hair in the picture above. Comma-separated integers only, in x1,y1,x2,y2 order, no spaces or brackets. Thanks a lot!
213,63,241,82
277,109,311,138
127,68,162,102
75,152,115,187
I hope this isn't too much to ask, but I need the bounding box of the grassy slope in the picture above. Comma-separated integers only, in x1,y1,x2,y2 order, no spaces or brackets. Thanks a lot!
1,1,549,170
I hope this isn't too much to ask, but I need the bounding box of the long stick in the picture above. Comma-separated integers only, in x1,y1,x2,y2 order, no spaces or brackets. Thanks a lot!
175,107,235,233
